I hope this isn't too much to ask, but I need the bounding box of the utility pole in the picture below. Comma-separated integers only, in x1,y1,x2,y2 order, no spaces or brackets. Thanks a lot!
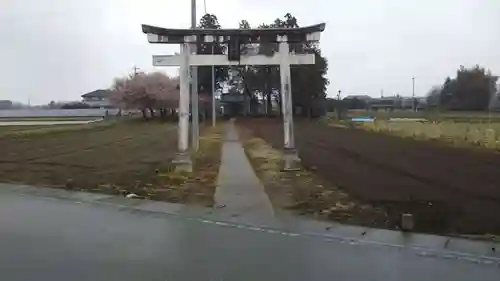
204,0,216,127
336,90,342,120
133,66,140,76
191,0,200,151
412,76,416,112
211,44,216,126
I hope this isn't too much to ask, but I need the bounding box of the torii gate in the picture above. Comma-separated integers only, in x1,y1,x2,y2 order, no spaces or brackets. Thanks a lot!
142,23,326,171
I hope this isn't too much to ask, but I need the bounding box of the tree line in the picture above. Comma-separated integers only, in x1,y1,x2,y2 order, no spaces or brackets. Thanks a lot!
427,65,499,111
325,65,499,114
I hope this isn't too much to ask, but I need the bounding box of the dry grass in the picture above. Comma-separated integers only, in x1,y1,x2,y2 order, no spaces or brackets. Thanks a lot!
361,121,500,150
331,110,500,122
153,124,224,206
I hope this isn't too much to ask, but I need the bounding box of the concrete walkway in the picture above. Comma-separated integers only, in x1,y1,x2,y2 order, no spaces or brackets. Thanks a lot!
214,120,274,221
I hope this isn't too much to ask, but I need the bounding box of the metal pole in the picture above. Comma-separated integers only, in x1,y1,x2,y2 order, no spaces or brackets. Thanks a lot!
211,44,216,127
206,0,215,126
412,76,416,112
191,0,199,151
336,90,342,120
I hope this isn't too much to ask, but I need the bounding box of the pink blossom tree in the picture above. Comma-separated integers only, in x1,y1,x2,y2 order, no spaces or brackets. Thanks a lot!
145,72,179,118
111,72,179,120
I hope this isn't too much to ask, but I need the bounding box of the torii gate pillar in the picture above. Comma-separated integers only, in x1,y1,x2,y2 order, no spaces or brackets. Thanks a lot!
277,35,299,170
175,42,191,170
142,23,326,171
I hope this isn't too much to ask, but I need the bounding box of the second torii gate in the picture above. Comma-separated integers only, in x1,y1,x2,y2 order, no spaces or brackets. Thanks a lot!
142,23,326,171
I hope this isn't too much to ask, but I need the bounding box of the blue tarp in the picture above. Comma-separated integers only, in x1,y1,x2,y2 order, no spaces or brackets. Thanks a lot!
351,117,375,123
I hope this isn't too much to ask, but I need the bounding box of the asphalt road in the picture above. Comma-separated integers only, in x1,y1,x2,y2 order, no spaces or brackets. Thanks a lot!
0,190,499,281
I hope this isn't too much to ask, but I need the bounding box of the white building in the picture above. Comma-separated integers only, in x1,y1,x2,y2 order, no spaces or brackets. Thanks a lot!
81,89,112,108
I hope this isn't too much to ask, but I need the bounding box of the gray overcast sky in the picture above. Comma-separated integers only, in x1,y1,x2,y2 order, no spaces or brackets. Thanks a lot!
1,0,499,104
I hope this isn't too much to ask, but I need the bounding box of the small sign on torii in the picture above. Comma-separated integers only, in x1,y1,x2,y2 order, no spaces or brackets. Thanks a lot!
142,23,326,171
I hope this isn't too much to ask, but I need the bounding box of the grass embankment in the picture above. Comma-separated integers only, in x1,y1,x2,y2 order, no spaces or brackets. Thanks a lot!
0,120,112,139
0,116,98,122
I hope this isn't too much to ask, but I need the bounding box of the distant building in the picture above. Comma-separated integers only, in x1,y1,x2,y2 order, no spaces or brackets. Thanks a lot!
344,95,372,101
81,90,112,108
367,96,399,110
366,96,427,110
342,95,372,110
0,100,13,109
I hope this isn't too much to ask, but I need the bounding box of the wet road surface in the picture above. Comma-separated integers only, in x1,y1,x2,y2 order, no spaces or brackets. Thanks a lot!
0,187,499,281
